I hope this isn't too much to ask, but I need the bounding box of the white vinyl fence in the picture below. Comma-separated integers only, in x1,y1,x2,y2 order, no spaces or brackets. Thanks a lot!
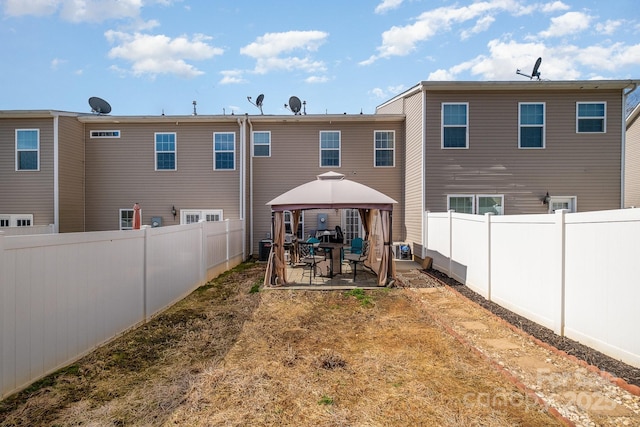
424,209,640,368
0,219,244,399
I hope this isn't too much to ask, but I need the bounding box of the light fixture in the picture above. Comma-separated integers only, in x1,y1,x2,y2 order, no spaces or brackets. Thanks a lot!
171,205,177,219
541,192,550,205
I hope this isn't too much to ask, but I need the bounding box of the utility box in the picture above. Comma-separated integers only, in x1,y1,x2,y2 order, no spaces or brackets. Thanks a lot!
151,217,162,227
259,239,273,261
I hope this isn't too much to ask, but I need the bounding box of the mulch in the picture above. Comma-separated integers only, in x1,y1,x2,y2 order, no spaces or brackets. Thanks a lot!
419,268,640,389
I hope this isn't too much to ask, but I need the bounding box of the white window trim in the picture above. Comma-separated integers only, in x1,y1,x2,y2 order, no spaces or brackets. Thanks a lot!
576,102,606,133
476,194,504,215
15,128,40,171
374,130,395,167
441,102,469,149
447,194,505,215
0,214,34,227
548,196,577,214
252,130,271,157
518,102,546,149
213,132,236,171
119,209,135,230
319,130,341,168
90,130,121,138
154,132,177,171
180,209,224,224
447,194,475,214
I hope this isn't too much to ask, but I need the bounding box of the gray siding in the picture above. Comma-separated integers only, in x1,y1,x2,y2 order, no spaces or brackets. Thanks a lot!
625,109,640,208
250,118,405,255
85,122,241,231
0,117,55,225
58,116,85,232
424,89,623,214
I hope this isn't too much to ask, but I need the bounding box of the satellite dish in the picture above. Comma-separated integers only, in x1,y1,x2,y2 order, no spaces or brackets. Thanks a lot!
247,93,264,114
288,96,302,114
516,57,542,80
88,96,112,114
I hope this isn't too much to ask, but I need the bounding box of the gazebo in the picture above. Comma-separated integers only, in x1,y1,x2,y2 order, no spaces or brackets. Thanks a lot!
265,171,397,286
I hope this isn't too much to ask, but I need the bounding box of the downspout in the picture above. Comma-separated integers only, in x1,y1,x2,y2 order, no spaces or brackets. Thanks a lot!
52,113,60,233
622,82,638,208
247,117,254,257
421,84,427,258
237,116,246,259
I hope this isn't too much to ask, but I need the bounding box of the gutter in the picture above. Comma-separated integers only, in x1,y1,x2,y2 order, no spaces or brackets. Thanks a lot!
52,113,59,233
247,117,254,257
237,116,246,259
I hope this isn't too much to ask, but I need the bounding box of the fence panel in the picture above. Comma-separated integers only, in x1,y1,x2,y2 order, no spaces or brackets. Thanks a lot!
425,213,450,272
450,213,488,297
1,220,244,399
564,209,640,367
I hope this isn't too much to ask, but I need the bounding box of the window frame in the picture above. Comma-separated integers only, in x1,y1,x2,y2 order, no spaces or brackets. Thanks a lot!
374,130,395,167
0,214,34,227
319,130,341,168
447,194,504,215
213,132,236,170
15,129,40,171
180,209,224,224
576,102,606,133
120,209,134,230
518,102,545,149
90,130,121,138
252,131,271,157
154,132,177,171
441,103,469,149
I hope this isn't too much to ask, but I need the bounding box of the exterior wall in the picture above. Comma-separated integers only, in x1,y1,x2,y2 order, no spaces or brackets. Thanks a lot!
0,117,55,225
625,106,640,208
402,92,425,255
249,116,405,255
424,89,623,214
57,115,85,232
84,121,242,231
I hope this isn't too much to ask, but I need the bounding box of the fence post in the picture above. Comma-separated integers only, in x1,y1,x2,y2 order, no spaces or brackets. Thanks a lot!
448,210,454,277
555,209,567,336
422,210,430,260
226,219,231,271
485,212,493,301
199,220,206,286
143,226,150,321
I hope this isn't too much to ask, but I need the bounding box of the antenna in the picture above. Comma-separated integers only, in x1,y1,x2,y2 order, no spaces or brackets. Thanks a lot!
284,96,302,115
247,93,264,114
516,57,542,80
88,96,112,114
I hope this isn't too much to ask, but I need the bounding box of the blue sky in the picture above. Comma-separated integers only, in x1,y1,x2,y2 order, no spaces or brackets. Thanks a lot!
1,0,639,115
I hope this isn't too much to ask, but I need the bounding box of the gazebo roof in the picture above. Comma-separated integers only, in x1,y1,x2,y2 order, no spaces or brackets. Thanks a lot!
267,171,397,211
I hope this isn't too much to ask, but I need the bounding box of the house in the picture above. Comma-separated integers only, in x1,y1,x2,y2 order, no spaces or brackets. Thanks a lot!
1,79,637,260
376,80,638,261
625,103,640,208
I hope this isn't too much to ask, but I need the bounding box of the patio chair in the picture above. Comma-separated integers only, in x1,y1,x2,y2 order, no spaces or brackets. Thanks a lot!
298,240,324,284
344,240,370,281
346,237,363,255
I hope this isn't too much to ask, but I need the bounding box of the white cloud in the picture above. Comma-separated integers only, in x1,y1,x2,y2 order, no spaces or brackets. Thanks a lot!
50,58,66,70
369,84,407,99
538,11,592,38
106,31,223,78
3,0,147,22
375,0,404,15
361,0,533,65
540,1,570,13
305,75,329,83
219,70,246,85
3,0,59,16
461,15,495,40
596,19,623,36
240,31,329,76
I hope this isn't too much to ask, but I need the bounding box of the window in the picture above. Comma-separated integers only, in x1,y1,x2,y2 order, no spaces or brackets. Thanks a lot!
283,210,304,239
320,131,340,167
16,129,39,171
519,103,545,148
253,131,271,157
120,209,134,230
577,102,605,133
181,209,223,224
90,130,120,138
0,214,33,227
343,208,362,245
448,195,504,215
155,132,176,170
548,197,577,213
214,132,235,170
442,103,468,148
374,131,395,167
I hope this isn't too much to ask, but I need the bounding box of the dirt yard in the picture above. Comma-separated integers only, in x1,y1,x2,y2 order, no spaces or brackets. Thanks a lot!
1,262,566,426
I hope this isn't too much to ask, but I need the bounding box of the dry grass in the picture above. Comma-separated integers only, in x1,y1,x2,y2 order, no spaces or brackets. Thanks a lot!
0,262,561,426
